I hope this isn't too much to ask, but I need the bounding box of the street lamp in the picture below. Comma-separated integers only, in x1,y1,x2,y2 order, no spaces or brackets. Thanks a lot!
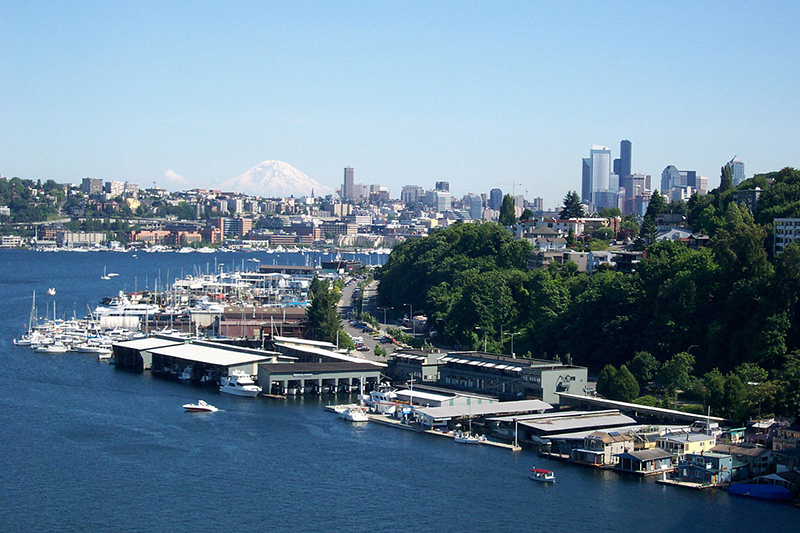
405,303,415,337
504,331,518,358
475,326,487,353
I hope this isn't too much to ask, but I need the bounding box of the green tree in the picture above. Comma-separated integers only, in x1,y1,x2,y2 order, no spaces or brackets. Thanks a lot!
499,194,516,226
703,368,726,415
723,373,748,421
520,208,534,220
306,277,351,348
720,165,734,193
629,351,659,387
559,191,585,219
596,364,617,398
657,351,695,396
609,365,640,402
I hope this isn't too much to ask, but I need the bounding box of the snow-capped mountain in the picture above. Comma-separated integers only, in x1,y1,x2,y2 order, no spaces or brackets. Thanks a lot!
219,160,332,198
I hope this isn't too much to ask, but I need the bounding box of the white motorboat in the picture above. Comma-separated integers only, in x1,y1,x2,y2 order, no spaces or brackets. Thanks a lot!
219,370,262,397
34,343,68,354
530,468,556,483
183,400,218,413
337,405,369,422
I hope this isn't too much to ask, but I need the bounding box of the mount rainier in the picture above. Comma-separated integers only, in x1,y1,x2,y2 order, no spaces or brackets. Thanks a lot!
219,160,333,198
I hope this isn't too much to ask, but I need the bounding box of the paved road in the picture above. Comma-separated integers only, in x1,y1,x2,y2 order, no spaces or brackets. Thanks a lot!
337,278,395,363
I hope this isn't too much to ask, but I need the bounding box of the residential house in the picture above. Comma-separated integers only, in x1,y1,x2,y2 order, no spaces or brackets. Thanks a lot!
657,432,717,458
613,448,674,476
675,452,733,486
711,444,772,478
772,422,800,451
570,431,634,467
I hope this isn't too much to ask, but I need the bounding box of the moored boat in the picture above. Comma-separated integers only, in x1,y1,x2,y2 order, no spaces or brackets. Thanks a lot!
219,370,262,397
336,404,369,422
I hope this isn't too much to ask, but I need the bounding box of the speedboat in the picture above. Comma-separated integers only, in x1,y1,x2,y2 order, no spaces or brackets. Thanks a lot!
183,400,218,413
219,371,262,397
337,405,369,422
530,468,556,483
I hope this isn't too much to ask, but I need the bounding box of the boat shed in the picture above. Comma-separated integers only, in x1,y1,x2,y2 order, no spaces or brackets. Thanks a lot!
486,409,637,447
415,399,552,428
557,392,727,425
273,341,386,368
113,336,186,372
147,341,289,382
258,361,382,395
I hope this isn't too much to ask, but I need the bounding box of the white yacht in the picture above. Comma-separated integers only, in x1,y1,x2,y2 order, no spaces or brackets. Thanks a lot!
336,405,369,422
362,385,398,414
219,371,262,397
94,291,159,318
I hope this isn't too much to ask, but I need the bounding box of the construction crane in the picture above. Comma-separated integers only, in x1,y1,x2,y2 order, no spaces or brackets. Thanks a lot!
497,181,523,197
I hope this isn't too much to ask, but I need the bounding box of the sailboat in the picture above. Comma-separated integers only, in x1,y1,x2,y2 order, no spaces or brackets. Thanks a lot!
101,266,111,280
14,291,39,346
454,402,484,444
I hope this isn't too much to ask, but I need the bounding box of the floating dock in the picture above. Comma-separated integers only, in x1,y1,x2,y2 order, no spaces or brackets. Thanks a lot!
325,405,522,451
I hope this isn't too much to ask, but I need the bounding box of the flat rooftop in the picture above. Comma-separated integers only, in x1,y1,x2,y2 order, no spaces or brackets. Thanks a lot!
148,342,272,367
415,399,553,421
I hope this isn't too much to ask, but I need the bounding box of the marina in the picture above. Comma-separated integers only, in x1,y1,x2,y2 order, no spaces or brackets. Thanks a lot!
1,249,798,531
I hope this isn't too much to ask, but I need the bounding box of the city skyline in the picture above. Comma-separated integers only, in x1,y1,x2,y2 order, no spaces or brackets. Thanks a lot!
2,2,798,209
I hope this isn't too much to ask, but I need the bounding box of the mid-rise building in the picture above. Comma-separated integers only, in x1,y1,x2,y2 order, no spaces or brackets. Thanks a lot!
401,185,424,205
774,218,800,255
80,178,104,196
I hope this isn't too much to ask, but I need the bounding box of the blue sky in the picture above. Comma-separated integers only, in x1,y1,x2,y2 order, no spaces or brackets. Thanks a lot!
2,1,798,208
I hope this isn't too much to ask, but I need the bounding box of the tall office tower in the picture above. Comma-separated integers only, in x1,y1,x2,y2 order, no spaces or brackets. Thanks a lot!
661,165,682,192
489,188,503,211
435,181,450,192
581,158,592,204
532,197,544,213
681,170,697,189
727,156,746,186
619,140,633,200
590,146,611,193
343,166,354,200
467,194,483,220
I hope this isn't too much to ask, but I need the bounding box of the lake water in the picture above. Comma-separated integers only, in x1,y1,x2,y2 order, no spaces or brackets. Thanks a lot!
0,249,796,532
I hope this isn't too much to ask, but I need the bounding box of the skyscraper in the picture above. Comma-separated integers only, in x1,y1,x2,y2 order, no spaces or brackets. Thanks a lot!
342,166,354,200
581,158,592,204
726,156,745,186
435,181,450,192
619,140,632,199
590,146,611,193
489,188,503,211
